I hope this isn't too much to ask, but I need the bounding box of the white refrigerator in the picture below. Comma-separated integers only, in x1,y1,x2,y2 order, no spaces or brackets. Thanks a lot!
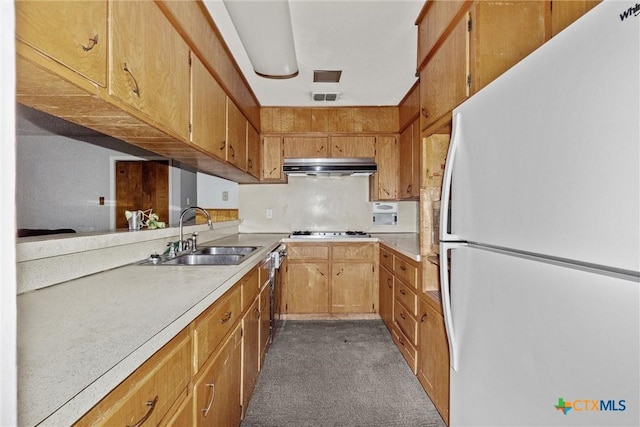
439,1,640,425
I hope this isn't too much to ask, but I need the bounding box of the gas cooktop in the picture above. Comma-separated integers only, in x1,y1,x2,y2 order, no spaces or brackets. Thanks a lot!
289,231,371,238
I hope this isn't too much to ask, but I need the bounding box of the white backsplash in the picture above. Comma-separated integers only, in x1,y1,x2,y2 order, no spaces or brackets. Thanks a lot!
239,176,418,233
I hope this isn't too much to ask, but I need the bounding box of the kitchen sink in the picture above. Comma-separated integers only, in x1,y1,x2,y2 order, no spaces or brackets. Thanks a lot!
139,245,263,266
194,246,258,255
161,253,245,265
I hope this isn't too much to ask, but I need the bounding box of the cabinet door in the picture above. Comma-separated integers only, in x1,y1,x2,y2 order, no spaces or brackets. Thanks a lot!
551,0,600,37
417,299,450,424
262,136,284,181
370,135,398,200
417,0,467,69
258,285,271,366
332,262,374,313
420,14,469,132
469,1,548,95
247,124,261,178
329,136,375,158
227,99,248,170
379,266,394,329
399,124,415,199
283,136,329,158
16,0,107,86
110,0,190,139
422,133,450,189
191,54,226,161
241,299,260,417
284,263,329,313
194,326,242,427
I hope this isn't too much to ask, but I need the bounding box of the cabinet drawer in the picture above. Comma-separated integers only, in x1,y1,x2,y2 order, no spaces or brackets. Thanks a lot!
241,267,260,312
332,242,375,261
394,299,418,346
287,244,329,260
391,326,417,374
193,285,241,372
75,330,191,427
394,280,418,317
160,394,193,427
394,256,419,290
380,247,394,271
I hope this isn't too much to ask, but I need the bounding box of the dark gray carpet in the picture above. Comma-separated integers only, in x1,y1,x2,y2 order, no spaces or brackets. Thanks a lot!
241,319,447,427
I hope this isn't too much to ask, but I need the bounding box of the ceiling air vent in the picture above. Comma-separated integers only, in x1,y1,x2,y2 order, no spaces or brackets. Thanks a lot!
312,92,340,102
313,70,342,83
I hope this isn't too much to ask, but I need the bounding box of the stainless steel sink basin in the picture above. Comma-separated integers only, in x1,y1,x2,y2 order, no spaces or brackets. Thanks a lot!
138,245,263,266
194,246,258,255
161,254,245,265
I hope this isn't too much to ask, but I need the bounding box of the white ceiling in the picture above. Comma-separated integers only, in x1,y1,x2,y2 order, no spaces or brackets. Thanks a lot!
203,0,424,107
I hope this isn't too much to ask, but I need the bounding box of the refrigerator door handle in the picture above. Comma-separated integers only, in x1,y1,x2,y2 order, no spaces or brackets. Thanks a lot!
440,241,466,372
440,112,461,242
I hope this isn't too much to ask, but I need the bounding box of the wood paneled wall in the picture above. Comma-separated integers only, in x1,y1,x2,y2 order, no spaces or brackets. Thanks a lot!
261,107,399,134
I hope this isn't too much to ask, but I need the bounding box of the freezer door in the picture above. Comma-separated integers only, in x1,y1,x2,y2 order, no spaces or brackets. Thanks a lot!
446,1,639,272
447,245,639,426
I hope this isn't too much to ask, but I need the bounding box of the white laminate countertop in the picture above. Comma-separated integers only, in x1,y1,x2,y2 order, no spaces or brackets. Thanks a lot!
17,233,286,427
18,232,420,426
371,233,421,261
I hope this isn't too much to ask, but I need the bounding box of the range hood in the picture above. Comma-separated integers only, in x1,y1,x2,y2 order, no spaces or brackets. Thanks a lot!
283,158,377,177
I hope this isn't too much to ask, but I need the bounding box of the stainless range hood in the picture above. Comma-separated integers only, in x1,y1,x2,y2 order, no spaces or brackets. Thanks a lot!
283,158,377,177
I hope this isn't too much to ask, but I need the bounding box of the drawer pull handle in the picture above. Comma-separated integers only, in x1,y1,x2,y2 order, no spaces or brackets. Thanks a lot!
255,307,261,319
219,141,226,151
399,265,407,271
399,289,406,295
421,313,428,322
127,395,158,427
122,63,140,97
248,158,253,169
220,311,232,324
81,34,98,52
400,313,406,320
229,144,235,158
382,254,389,258
387,279,392,288
336,268,344,276
202,382,216,417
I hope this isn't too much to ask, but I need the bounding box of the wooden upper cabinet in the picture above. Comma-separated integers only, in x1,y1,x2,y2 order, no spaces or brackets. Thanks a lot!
419,13,469,132
370,135,398,201
191,54,226,161
283,136,329,158
399,121,420,200
551,0,601,36
329,136,375,158
416,0,467,69
15,0,108,87
262,136,284,181
227,99,248,170
469,0,549,95
110,0,190,139
247,124,261,178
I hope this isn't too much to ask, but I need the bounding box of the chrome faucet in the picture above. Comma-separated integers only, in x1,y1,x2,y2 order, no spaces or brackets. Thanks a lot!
178,207,212,252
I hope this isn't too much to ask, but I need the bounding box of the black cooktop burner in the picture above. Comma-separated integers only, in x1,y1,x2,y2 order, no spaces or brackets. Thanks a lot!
290,231,371,238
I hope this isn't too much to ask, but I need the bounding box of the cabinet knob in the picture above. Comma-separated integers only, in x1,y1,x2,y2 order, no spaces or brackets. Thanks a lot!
421,107,429,118
421,313,427,322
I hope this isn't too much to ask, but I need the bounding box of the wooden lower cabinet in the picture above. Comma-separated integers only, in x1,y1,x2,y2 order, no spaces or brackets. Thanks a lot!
283,242,376,315
194,326,243,427
417,297,450,425
379,264,394,329
284,262,330,313
160,394,193,427
75,264,269,427
259,284,271,366
241,299,260,418
74,330,192,427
